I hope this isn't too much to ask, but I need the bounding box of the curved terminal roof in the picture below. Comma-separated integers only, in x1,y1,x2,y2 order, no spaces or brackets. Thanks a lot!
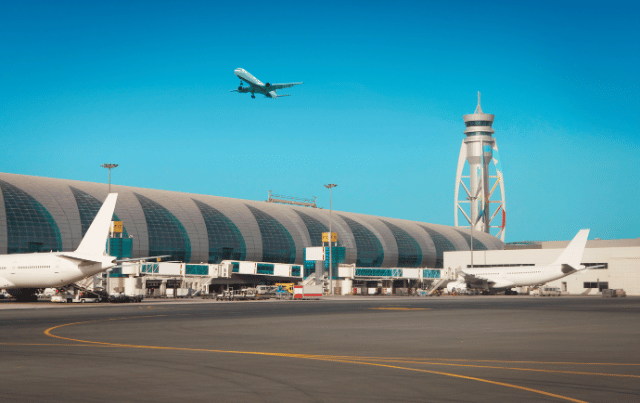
0,173,503,268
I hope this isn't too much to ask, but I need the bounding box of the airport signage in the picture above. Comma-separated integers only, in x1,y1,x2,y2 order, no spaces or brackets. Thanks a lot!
322,232,337,243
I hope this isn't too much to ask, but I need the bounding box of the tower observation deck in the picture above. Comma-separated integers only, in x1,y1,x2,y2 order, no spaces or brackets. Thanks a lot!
454,93,506,241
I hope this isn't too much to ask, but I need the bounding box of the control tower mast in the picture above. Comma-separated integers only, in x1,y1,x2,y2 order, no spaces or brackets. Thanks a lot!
454,93,506,241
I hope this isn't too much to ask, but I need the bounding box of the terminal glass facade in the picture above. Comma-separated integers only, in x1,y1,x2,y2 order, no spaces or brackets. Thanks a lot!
418,225,456,268
70,187,129,238
339,215,384,267
135,193,191,262
246,205,296,264
0,179,62,253
0,173,505,264
193,199,246,263
380,220,422,268
294,210,331,247
453,228,487,251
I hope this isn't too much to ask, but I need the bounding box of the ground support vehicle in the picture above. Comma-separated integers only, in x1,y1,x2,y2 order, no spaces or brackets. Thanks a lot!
215,288,257,301
602,289,626,297
51,291,74,303
274,285,293,300
215,290,233,301
537,287,561,297
255,285,277,300
293,284,322,300
72,291,102,303
108,293,143,303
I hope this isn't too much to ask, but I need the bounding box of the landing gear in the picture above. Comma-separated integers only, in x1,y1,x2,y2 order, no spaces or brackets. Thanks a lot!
251,94,255,99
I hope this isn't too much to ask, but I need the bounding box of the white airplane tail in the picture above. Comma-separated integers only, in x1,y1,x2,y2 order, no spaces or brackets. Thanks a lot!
75,193,118,256
551,229,590,269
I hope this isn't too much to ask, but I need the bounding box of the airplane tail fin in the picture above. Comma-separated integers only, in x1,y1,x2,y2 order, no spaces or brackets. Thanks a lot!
75,193,118,256
551,229,589,269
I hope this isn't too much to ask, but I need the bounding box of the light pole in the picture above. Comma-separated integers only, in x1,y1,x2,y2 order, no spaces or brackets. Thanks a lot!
324,184,337,295
101,163,118,296
101,163,118,193
466,195,477,270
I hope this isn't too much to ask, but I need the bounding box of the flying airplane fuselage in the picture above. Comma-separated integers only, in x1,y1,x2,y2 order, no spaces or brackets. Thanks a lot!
232,68,303,99
235,68,263,86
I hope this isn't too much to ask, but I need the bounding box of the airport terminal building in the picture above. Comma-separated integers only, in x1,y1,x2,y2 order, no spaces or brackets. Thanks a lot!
0,172,504,269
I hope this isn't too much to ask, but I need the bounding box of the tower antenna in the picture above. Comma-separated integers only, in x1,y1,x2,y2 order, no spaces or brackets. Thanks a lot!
475,91,483,114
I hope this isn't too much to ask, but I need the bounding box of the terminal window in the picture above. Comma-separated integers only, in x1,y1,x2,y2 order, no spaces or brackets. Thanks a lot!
135,193,191,262
246,205,296,264
0,179,62,254
193,199,246,263
294,210,336,247
380,219,422,268
418,225,456,268
584,263,608,269
339,215,384,268
584,282,608,290
453,228,488,251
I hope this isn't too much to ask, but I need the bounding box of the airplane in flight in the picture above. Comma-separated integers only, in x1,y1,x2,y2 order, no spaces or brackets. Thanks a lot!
231,68,303,99
0,193,119,301
447,229,593,293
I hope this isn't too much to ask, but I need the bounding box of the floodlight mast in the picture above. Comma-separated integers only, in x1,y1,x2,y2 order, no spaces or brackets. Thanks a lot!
466,195,478,271
324,184,337,295
101,163,118,193
101,163,118,295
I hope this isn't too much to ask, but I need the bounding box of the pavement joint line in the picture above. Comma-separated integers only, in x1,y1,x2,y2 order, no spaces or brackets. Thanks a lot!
306,355,640,366
42,317,608,402
343,358,640,378
306,357,588,403
0,342,120,348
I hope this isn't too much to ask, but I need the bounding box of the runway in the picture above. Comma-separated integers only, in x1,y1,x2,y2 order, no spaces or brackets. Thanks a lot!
1,296,639,402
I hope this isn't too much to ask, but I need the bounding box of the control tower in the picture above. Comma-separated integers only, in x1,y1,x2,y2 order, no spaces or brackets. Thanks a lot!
454,93,506,241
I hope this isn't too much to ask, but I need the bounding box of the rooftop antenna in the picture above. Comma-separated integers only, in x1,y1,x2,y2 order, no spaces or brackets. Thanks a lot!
474,91,483,114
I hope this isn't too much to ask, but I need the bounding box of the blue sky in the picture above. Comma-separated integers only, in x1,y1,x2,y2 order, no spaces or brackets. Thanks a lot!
1,0,638,242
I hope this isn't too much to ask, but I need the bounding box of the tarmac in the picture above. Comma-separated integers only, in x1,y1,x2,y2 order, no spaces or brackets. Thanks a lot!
1,295,639,402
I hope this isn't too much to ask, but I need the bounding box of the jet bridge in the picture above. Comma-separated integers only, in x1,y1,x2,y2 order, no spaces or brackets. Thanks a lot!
338,264,451,295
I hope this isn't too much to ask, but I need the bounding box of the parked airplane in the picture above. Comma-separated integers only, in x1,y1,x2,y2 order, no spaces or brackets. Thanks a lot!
231,68,303,99
0,193,118,301
447,229,591,293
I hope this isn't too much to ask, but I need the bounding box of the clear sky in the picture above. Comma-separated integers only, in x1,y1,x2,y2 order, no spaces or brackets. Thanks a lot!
1,0,638,242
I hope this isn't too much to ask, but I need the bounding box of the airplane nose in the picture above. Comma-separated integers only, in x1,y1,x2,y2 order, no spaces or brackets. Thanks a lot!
234,68,243,75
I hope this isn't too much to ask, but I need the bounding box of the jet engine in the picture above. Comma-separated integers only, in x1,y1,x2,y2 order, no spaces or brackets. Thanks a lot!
265,83,271,88
238,86,243,91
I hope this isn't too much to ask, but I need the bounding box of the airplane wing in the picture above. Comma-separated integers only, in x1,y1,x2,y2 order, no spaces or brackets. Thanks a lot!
459,271,514,289
458,271,489,288
270,82,303,90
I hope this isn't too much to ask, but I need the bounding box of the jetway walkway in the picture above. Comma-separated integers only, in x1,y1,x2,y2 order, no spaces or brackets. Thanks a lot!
338,264,453,281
